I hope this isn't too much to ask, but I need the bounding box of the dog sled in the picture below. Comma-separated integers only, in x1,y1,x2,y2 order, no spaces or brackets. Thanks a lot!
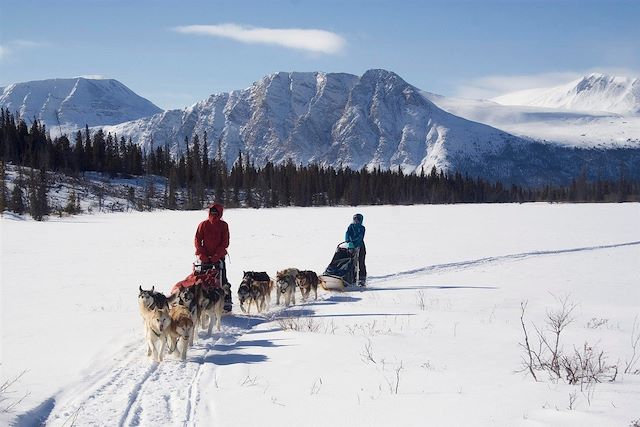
170,261,222,294
320,242,357,290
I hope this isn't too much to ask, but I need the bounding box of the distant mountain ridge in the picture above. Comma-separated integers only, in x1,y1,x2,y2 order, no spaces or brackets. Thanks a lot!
0,77,162,133
103,69,640,186
2,71,639,186
105,70,544,181
492,73,640,115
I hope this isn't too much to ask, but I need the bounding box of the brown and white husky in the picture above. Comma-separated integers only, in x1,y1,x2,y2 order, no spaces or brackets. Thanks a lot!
167,304,194,361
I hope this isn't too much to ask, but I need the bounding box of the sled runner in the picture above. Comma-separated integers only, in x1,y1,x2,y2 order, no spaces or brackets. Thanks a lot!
320,242,356,290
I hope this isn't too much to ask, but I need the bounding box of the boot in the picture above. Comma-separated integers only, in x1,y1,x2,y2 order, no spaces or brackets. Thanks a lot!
223,282,233,313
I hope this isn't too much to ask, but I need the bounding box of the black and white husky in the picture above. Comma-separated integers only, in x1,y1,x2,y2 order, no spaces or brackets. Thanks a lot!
138,285,169,312
276,268,299,307
237,280,253,314
198,285,226,335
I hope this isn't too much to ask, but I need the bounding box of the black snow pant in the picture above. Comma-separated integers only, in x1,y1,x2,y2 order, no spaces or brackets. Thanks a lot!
354,243,367,285
217,259,232,312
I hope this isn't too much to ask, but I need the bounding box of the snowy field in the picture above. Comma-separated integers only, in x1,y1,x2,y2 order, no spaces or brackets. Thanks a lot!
2,203,640,426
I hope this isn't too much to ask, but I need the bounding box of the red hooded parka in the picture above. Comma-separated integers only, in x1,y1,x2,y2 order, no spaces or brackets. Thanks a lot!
194,203,229,263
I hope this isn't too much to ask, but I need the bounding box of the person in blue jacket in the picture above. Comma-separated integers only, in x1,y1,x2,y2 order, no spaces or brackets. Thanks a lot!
345,213,367,287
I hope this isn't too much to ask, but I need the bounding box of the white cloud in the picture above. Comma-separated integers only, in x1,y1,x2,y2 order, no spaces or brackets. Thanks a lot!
0,39,46,61
455,68,640,100
11,40,44,48
455,72,582,100
173,23,346,55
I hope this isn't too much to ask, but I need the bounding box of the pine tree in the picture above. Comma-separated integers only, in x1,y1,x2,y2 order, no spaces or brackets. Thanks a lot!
65,190,80,215
28,168,48,221
165,166,178,210
144,176,156,211
84,125,92,170
92,129,106,172
96,184,105,212
127,186,136,211
214,139,227,205
0,160,7,214
10,168,26,215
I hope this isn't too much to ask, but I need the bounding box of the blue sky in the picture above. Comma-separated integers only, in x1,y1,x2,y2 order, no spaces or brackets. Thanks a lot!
1,0,638,109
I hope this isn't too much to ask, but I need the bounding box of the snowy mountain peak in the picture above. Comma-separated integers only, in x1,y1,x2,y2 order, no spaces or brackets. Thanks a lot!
575,73,636,94
492,73,640,115
0,77,162,134
106,69,542,183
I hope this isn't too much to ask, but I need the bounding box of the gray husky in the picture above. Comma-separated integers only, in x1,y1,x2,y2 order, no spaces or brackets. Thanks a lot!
276,268,299,307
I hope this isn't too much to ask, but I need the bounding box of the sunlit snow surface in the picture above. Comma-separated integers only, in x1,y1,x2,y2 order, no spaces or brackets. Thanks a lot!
2,204,640,426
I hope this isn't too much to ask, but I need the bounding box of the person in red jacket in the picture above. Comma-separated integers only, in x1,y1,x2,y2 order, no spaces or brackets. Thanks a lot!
195,203,232,311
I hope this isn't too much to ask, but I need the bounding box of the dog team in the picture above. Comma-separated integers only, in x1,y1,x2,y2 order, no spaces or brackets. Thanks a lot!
237,268,323,313
138,203,365,363
138,268,322,362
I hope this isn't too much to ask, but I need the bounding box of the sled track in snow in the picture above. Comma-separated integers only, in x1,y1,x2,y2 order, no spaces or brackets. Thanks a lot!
39,321,246,426
118,328,235,427
369,240,640,281
41,304,293,426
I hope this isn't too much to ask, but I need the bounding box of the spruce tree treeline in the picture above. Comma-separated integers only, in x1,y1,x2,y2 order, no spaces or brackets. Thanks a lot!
1,109,639,217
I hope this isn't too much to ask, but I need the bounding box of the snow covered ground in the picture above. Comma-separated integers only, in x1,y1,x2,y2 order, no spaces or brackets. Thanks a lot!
2,203,640,426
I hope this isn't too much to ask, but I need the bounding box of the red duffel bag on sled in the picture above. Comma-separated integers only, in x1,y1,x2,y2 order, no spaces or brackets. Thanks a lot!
170,262,221,294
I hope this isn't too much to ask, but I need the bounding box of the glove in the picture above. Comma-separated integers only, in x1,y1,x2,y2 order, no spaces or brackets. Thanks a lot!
347,242,355,249
198,254,209,263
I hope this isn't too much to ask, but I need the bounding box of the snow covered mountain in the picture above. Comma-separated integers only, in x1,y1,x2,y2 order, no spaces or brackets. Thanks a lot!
4,71,638,186
105,70,556,184
492,73,640,115
105,70,640,186
0,77,162,134
423,92,640,149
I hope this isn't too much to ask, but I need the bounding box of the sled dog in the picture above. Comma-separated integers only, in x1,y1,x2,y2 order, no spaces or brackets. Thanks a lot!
139,285,169,313
276,268,299,307
142,307,171,362
173,285,199,345
296,270,320,301
242,271,272,313
237,280,253,314
237,274,260,314
167,304,194,361
198,284,225,335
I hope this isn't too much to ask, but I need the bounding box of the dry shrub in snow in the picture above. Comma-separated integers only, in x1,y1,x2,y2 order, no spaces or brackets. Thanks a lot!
519,297,618,385
560,343,618,385
0,371,29,413
624,315,640,375
277,313,320,332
